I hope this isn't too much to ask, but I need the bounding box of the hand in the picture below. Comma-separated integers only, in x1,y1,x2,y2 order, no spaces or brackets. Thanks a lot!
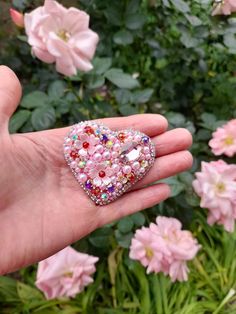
0,66,193,274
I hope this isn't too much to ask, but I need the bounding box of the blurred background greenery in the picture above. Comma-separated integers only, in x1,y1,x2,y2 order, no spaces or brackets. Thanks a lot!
1,0,236,313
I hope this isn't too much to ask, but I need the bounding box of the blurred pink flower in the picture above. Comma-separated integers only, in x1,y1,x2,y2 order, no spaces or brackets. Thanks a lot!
209,119,236,157
24,0,99,76
212,0,236,15
10,8,24,28
129,217,200,282
36,246,98,299
193,160,236,232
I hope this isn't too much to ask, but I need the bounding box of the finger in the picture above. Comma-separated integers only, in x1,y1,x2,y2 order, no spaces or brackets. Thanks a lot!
98,114,168,137
98,183,170,225
47,114,168,139
0,66,22,131
133,150,193,190
153,128,193,157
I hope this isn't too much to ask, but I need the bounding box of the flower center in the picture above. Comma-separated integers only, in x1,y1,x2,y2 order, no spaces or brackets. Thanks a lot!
215,182,226,193
57,29,70,42
63,271,73,278
145,247,154,259
83,142,89,149
224,136,234,146
99,171,106,178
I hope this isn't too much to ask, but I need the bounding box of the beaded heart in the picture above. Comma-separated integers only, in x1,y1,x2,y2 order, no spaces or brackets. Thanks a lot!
64,121,155,205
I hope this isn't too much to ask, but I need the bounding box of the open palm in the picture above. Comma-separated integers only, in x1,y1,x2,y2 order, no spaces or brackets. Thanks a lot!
0,66,193,275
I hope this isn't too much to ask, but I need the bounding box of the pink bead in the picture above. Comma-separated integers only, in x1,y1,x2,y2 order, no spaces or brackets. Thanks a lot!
75,167,81,173
117,182,122,189
64,146,70,153
132,161,140,171
111,176,116,183
103,151,110,159
112,164,120,173
79,173,87,183
86,160,94,168
123,165,131,174
140,167,145,173
71,161,77,168
143,147,150,154
134,135,141,142
146,154,151,160
79,149,87,157
93,153,102,162
113,143,120,151
95,145,104,153
65,138,72,144
112,152,118,158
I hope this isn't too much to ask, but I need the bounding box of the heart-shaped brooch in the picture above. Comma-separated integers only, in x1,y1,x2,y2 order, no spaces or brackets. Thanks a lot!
64,121,155,205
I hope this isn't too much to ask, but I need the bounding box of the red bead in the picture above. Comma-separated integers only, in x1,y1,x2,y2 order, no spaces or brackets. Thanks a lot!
83,142,89,149
128,172,135,182
118,132,126,142
84,126,94,135
70,151,78,159
99,171,106,178
92,187,100,196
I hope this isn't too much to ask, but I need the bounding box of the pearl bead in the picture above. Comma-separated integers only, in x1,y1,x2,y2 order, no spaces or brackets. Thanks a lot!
86,160,94,168
146,154,151,160
103,151,110,159
112,151,118,158
71,161,77,168
134,135,141,142
143,147,150,154
117,182,122,189
113,143,120,151
79,149,87,157
95,145,104,153
140,167,145,173
123,165,131,174
79,173,87,183
112,164,120,173
93,153,102,162
132,161,140,171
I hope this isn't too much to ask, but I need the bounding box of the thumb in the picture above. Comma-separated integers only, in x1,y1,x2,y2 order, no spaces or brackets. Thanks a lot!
0,66,22,133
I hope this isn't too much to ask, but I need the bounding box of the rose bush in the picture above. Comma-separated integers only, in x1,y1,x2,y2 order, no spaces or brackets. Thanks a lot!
1,0,236,313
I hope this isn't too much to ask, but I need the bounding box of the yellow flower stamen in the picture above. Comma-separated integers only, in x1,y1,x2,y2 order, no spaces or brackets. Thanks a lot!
63,271,73,278
215,182,226,193
145,247,154,259
57,29,70,42
224,136,234,146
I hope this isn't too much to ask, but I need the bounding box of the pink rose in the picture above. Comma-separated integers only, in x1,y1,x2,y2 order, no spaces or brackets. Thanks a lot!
193,160,236,232
209,119,236,157
212,0,236,16
36,246,99,299
129,216,200,282
24,0,99,76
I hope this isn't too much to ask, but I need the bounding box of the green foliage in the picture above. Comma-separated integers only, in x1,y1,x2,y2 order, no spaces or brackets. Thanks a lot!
1,0,236,312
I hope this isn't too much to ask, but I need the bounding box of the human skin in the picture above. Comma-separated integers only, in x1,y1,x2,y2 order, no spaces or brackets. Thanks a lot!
0,66,193,275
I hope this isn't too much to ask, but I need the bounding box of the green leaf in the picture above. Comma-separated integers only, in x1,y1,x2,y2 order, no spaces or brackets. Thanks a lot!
48,80,66,100
0,277,18,302
17,282,43,304
9,110,31,133
170,0,190,13
92,57,112,75
161,177,185,197
87,74,105,89
114,89,133,105
113,30,134,45
126,0,140,14
105,68,139,89
133,89,153,104
31,106,56,131
185,14,202,26
117,217,134,233
21,91,49,109
125,13,146,30
115,230,133,248
89,227,113,248
119,103,139,115
130,212,146,227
